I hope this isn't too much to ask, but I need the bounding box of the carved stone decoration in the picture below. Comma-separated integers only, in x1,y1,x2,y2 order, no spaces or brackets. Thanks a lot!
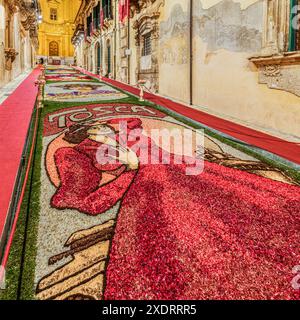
259,65,300,97
14,0,40,49
130,0,157,18
4,48,19,71
6,0,18,14
248,1,300,97
262,65,281,77
250,52,300,97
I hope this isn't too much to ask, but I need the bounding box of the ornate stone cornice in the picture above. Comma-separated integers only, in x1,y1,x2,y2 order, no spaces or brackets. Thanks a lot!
19,0,39,47
4,48,18,60
6,0,18,14
249,52,300,67
133,9,162,46
130,0,157,17
249,52,300,97
4,48,19,71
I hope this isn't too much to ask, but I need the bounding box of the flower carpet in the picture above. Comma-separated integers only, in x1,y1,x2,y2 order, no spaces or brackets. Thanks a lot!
44,82,128,103
2,66,300,301
45,74,95,82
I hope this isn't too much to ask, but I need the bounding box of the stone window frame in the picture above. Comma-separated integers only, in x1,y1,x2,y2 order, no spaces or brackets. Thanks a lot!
248,1,300,98
250,0,300,64
142,32,152,57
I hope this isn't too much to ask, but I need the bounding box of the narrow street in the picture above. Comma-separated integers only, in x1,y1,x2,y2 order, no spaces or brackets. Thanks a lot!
1,65,299,300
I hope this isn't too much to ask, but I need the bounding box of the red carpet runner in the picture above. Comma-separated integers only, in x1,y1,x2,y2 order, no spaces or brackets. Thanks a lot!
76,67,300,165
0,68,40,241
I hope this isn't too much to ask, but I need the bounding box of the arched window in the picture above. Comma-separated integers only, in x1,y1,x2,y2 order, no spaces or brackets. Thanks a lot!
49,41,59,56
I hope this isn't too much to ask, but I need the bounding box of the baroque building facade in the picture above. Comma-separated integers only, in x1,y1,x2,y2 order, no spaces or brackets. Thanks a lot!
0,0,39,88
37,0,81,64
73,0,300,140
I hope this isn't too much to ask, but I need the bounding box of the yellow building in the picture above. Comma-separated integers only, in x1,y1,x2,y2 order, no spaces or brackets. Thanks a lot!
38,0,81,64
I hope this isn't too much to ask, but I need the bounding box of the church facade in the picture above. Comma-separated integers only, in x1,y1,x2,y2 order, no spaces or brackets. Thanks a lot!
0,0,39,88
72,0,300,139
37,0,81,64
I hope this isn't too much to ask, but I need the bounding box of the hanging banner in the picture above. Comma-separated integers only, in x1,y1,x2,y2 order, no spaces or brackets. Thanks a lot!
119,0,129,23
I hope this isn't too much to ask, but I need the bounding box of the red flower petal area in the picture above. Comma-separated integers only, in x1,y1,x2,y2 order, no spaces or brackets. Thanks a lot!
51,141,136,215
50,119,300,300
104,162,300,300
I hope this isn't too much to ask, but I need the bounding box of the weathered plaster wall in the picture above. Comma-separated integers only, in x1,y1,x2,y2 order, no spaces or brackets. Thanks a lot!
0,4,35,89
158,0,300,138
159,0,190,103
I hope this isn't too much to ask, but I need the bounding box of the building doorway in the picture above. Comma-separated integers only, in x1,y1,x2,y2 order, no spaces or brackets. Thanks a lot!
49,41,59,56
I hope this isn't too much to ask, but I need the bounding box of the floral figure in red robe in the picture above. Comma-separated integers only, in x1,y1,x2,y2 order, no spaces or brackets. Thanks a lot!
50,118,300,300
51,118,141,214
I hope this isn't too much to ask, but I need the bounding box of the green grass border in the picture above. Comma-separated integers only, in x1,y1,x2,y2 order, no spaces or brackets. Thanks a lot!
18,107,43,300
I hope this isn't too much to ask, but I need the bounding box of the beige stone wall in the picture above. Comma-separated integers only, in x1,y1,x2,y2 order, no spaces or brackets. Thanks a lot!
0,1,37,89
158,0,190,103
192,48,300,139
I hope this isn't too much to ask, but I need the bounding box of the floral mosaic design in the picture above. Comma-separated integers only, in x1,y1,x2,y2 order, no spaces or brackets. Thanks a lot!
45,74,94,82
44,82,128,102
34,101,300,300
45,69,80,75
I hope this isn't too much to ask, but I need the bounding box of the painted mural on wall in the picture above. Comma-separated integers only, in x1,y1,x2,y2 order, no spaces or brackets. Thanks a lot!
160,4,189,66
160,0,263,61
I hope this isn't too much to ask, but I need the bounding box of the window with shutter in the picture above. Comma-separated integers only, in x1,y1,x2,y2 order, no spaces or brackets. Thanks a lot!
289,0,300,51
102,0,112,20
142,33,152,56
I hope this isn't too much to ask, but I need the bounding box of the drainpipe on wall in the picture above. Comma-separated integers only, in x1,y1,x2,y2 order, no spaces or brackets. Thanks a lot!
189,0,193,106
114,0,117,79
127,13,131,85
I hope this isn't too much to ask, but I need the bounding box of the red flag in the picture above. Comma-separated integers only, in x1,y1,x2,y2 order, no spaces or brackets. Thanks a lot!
118,1,123,21
100,9,104,27
119,0,129,23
